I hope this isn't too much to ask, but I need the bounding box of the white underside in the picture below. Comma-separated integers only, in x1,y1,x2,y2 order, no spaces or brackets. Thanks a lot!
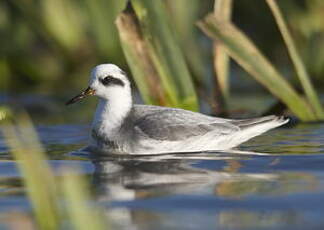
124,118,288,155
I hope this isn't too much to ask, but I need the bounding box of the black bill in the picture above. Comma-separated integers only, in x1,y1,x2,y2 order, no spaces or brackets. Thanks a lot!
65,87,95,105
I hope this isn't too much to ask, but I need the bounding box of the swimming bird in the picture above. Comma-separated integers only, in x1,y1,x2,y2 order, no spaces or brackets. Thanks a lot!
66,64,289,155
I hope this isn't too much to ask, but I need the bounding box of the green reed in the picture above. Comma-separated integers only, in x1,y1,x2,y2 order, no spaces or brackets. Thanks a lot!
265,0,324,119
2,0,324,120
198,0,323,121
117,0,198,111
213,0,233,106
2,111,107,230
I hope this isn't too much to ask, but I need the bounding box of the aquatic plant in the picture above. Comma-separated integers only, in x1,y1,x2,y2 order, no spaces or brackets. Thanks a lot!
198,0,323,121
0,106,11,121
3,0,127,93
213,0,233,106
117,0,198,111
116,4,168,106
2,111,107,230
165,0,206,84
3,112,60,229
2,0,324,120
282,0,324,82
61,169,106,230
265,0,324,119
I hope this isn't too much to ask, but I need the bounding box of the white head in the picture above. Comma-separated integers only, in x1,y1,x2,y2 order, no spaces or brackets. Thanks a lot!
66,64,132,105
67,64,134,144
89,64,131,100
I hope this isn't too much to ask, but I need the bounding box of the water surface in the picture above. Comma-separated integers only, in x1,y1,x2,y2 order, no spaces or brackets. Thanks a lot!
1,120,324,230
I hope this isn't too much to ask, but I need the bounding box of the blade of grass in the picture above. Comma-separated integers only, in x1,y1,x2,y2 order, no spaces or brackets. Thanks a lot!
41,0,84,51
2,110,108,229
265,0,324,119
9,1,62,50
198,14,316,121
2,112,60,230
0,59,9,92
131,0,198,111
214,0,233,104
0,106,11,121
166,0,206,83
61,169,106,230
116,6,168,105
82,0,127,63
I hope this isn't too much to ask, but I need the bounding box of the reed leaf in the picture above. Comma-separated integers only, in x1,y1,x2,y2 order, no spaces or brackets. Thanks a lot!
131,0,198,111
116,6,168,105
2,112,60,230
166,0,206,82
41,0,84,51
2,111,108,229
62,169,106,230
9,0,75,58
265,0,324,119
213,0,233,104
198,14,316,121
82,0,127,62
0,106,11,121
0,59,9,92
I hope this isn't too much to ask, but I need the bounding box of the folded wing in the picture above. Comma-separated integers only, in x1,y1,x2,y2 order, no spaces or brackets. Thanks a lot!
134,109,239,141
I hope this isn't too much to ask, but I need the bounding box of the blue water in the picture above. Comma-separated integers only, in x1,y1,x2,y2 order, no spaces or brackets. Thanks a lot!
1,121,324,229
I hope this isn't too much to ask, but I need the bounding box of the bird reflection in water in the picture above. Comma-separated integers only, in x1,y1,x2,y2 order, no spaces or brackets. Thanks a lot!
90,151,311,230
91,151,278,202
85,150,319,230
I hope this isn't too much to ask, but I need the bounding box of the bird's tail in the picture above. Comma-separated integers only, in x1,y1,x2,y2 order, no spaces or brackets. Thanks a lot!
227,115,289,148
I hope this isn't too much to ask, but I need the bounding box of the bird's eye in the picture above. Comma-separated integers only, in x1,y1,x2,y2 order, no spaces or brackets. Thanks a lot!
101,76,112,86
100,75,125,87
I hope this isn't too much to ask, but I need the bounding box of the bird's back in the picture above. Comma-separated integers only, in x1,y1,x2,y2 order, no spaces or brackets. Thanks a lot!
125,105,289,154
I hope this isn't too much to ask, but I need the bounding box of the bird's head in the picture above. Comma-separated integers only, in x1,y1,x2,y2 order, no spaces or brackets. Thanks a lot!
66,64,131,105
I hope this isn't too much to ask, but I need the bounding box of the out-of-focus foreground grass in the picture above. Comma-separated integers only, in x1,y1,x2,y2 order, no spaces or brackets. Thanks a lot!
1,109,107,230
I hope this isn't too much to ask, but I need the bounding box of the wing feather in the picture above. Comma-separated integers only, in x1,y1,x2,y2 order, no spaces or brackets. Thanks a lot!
134,109,239,141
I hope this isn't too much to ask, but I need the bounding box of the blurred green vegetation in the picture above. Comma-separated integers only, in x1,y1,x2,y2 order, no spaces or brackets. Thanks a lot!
2,110,108,230
118,0,198,110
1,0,324,120
1,0,127,94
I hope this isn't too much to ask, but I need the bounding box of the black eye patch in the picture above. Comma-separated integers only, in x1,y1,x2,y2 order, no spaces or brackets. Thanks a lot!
100,75,125,87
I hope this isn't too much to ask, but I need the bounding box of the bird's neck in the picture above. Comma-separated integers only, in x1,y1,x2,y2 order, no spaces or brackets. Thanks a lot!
92,95,132,139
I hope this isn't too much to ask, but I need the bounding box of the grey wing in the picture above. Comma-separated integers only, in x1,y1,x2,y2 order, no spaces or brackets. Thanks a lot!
134,110,240,141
